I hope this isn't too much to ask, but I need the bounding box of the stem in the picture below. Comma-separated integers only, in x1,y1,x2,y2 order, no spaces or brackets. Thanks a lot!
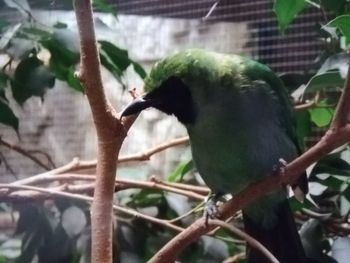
73,1,128,262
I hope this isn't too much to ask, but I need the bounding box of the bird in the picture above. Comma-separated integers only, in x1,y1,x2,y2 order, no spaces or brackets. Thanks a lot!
121,49,308,263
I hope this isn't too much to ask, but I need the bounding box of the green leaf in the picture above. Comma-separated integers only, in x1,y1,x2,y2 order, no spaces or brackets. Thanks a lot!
66,68,83,92
321,0,346,14
273,0,307,32
317,53,349,77
53,22,67,29
0,72,9,101
295,110,311,147
327,15,350,42
41,32,79,67
99,49,123,80
167,160,194,182
0,100,18,130
6,38,35,59
129,189,164,207
99,40,147,82
93,0,117,16
132,61,147,79
21,26,52,39
309,107,334,127
0,20,10,31
11,56,55,104
3,0,31,18
312,155,350,177
304,72,344,93
342,185,350,201
321,175,344,188
0,23,21,50
41,32,81,92
289,196,305,211
52,28,79,54
99,41,131,71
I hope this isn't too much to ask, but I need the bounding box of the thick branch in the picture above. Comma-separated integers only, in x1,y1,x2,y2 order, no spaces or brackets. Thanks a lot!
73,1,127,262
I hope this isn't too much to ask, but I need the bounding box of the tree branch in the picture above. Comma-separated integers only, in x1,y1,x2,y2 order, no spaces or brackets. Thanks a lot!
12,136,189,185
0,137,52,170
0,183,185,232
149,61,350,262
209,219,279,263
118,136,189,162
73,1,129,262
9,169,206,200
331,63,350,129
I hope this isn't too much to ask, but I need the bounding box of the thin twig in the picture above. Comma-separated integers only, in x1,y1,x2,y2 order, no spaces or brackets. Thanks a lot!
294,100,316,111
0,152,16,178
11,158,81,185
11,136,189,186
115,178,205,200
294,92,320,111
168,201,205,223
223,253,245,263
209,219,279,263
0,183,184,232
202,1,221,20
119,136,189,162
331,63,350,129
8,173,205,200
0,138,51,170
27,150,56,168
150,176,210,195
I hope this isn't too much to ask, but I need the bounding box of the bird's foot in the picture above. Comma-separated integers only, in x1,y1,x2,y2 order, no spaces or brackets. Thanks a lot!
272,158,287,176
203,193,222,225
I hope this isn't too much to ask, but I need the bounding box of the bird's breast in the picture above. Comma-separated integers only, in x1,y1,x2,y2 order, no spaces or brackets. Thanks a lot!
187,110,298,195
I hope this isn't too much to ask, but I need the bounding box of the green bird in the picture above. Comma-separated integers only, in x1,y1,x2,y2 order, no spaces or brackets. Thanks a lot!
121,49,308,263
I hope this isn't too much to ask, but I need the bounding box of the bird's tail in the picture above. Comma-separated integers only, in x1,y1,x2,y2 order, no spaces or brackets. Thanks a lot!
242,199,306,263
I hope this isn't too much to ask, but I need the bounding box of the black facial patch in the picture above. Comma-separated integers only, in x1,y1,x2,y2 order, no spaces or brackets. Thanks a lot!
144,76,196,124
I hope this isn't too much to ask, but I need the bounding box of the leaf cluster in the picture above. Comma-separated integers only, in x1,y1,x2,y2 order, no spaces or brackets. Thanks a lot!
0,0,146,132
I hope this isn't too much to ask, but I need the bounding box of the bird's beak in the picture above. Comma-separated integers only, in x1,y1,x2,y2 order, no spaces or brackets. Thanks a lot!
120,96,156,118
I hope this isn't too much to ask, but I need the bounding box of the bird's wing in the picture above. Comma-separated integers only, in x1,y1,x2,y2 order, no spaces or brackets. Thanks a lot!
242,59,308,195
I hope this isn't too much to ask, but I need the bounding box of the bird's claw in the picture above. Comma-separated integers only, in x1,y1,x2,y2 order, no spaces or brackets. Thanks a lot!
203,194,221,225
272,158,287,176
204,200,218,221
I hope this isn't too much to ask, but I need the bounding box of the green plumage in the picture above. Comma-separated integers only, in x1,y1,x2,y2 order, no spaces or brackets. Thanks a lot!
145,48,300,149
145,49,301,192
122,49,307,263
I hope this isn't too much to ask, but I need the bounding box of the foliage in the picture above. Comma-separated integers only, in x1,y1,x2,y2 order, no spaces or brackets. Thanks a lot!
0,1,147,262
1,0,350,262
274,0,350,261
0,0,145,131
273,0,308,32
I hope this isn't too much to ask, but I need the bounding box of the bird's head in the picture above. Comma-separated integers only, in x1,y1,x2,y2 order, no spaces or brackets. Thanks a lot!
121,49,246,124
121,49,208,124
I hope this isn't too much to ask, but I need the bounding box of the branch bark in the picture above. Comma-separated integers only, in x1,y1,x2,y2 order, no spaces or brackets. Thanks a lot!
12,136,188,185
73,1,132,262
